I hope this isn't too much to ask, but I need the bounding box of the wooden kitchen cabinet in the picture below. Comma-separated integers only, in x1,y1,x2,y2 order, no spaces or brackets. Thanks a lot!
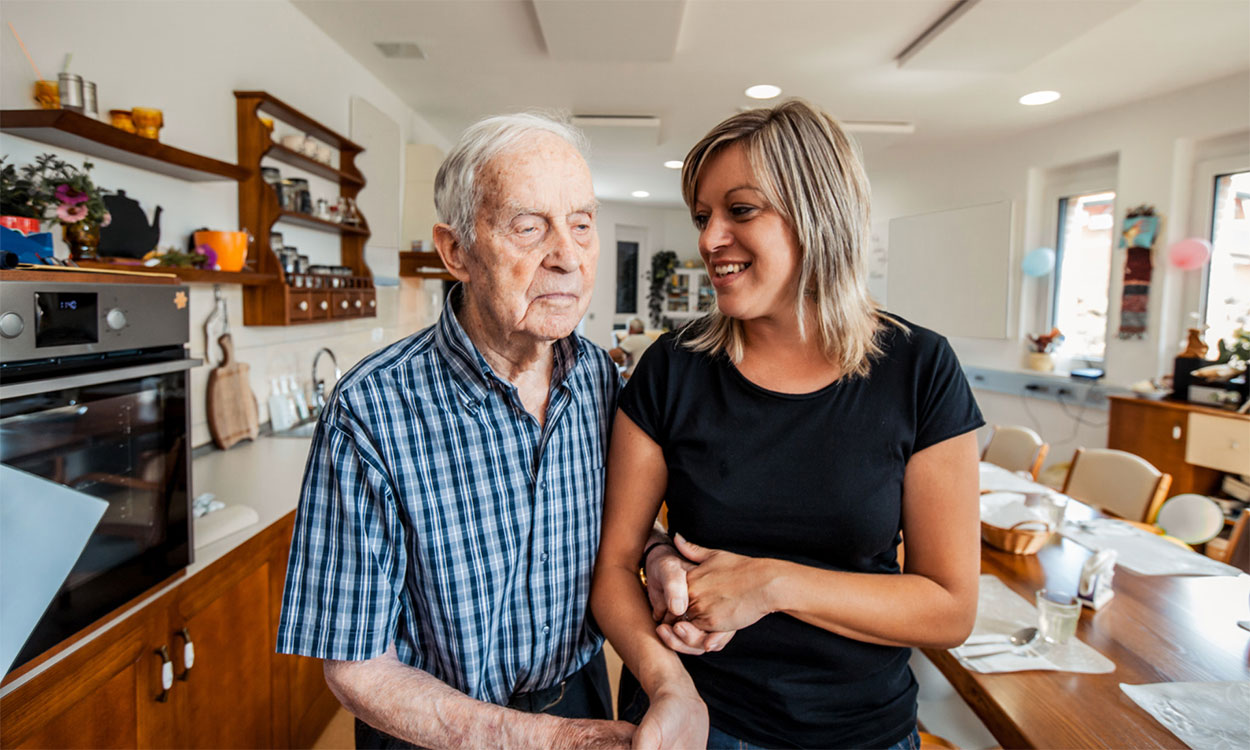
1107,395,1244,495
0,512,336,750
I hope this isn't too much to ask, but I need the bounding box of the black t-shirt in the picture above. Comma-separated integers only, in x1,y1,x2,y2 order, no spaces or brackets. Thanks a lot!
618,315,984,749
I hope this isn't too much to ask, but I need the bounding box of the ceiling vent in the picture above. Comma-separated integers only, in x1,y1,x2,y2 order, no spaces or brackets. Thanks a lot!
374,42,425,60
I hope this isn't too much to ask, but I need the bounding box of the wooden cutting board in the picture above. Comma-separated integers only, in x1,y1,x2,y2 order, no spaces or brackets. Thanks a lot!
206,333,259,449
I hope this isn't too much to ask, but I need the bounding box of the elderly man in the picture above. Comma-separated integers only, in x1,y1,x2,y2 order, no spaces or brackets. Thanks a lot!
276,113,640,749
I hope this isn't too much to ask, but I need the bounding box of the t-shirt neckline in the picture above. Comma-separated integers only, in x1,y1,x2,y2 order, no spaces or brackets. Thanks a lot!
724,358,848,401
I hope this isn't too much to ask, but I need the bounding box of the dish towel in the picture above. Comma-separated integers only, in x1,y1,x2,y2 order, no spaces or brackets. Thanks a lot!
950,575,1115,674
1121,681,1250,750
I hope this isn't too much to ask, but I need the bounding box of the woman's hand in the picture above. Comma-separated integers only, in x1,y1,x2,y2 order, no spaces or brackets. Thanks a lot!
634,684,708,750
646,542,737,654
676,534,778,633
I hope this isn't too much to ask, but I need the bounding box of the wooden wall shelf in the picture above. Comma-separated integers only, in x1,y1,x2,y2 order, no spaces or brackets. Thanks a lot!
0,109,248,182
235,91,373,326
399,250,455,281
265,142,364,187
73,261,278,286
277,210,369,235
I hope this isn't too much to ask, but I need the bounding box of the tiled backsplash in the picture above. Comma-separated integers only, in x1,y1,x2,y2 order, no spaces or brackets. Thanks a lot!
187,278,442,448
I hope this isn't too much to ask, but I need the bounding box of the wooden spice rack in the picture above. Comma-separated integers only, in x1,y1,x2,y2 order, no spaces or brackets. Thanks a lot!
234,91,375,325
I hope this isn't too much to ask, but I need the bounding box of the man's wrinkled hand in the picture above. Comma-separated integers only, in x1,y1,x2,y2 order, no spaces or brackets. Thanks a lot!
547,718,635,750
645,541,736,654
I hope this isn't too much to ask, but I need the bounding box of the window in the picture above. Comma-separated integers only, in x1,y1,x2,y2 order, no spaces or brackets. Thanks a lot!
1201,170,1250,352
1051,191,1116,361
615,240,639,314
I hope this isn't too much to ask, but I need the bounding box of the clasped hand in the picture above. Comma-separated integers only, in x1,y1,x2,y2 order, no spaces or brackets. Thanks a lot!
645,534,777,653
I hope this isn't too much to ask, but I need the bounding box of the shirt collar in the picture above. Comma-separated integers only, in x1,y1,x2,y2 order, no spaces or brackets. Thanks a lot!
434,284,583,405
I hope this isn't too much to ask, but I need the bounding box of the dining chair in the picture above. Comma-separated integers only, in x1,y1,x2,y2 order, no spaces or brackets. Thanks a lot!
1222,509,1249,573
1061,448,1172,523
981,425,1049,480
1153,493,1226,545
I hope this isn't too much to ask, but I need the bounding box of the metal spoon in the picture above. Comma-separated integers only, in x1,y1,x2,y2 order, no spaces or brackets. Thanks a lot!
965,627,1040,658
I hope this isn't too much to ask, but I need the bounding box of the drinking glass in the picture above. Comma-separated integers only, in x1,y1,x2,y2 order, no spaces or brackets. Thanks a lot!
1036,589,1080,644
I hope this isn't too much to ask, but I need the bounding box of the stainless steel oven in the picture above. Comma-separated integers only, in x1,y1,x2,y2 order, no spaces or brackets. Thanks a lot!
0,280,197,672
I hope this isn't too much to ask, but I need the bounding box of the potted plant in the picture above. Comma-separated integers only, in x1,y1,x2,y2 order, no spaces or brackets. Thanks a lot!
646,250,677,328
37,155,111,260
1026,327,1064,372
0,156,47,234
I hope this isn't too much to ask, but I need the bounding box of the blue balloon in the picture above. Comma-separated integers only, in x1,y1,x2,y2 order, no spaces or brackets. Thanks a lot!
1022,246,1055,277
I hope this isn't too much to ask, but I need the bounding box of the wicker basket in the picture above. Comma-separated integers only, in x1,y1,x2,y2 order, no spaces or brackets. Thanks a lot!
981,519,1052,555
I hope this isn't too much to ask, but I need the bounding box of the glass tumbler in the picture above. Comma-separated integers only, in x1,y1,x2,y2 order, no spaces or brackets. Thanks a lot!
1036,589,1080,644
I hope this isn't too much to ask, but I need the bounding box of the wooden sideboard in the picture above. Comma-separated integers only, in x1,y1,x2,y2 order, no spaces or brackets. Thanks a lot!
1107,395,1249,496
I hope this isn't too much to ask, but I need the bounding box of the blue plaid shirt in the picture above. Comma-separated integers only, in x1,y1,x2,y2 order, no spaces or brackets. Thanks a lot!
276,289,619,704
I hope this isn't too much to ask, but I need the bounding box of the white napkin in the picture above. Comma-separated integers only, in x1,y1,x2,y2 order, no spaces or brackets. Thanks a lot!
979,462,1043,493
980,492,1050,529
1121,681,1250,750
950,575,1115,674
1063,518,1241,577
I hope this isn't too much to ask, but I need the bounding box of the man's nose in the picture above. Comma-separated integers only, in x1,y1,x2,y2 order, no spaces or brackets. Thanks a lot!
544,224,583,272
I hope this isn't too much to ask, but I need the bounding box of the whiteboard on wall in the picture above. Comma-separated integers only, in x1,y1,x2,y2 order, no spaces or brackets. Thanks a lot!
350,96,401,251
885,201,1012,339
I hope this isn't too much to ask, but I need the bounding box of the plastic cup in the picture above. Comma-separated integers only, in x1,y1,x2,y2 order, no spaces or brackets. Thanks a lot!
1036,589,1080,644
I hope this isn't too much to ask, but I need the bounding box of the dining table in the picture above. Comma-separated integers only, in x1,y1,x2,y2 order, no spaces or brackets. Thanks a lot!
920,462,1250,749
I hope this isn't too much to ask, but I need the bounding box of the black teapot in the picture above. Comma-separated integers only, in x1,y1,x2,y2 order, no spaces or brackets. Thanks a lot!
99,190,162,258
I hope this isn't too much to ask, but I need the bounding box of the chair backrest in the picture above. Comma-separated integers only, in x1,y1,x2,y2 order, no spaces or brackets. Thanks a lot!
1223,509,1249,573
1062,448,1172,523
982,425,1049,479
1154,493,1226,544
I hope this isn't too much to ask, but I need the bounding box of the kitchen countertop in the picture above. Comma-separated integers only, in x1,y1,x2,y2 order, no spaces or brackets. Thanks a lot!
1,434,313,697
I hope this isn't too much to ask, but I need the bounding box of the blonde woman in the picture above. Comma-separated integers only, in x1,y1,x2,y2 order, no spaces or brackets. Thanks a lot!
590,100,984,750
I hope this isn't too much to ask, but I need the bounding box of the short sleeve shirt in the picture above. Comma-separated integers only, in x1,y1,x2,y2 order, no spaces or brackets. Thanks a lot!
276,289,620,705
618,315,983,749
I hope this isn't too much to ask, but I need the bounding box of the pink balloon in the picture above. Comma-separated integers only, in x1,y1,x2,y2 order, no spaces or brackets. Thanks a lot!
1168,237,1211,270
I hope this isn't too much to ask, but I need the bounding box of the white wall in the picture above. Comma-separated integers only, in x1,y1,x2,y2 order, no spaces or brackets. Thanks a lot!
0,0,447,447
867,72,1250,467
585,201,698,348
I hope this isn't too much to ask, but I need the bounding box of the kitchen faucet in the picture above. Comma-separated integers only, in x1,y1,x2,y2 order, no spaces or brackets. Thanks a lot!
312,348,341,415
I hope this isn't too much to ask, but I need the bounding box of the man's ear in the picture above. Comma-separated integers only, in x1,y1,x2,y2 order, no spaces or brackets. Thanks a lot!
433,224,471,283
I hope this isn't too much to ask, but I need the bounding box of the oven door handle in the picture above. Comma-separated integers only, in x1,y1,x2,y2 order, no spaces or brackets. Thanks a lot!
0,358,202,400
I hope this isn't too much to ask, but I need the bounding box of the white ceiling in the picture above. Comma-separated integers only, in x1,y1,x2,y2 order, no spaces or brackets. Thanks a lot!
292,0,1250,206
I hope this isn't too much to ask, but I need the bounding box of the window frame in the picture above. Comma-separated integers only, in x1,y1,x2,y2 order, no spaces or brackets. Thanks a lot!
1041,165,1118,366
1186,154,1250,331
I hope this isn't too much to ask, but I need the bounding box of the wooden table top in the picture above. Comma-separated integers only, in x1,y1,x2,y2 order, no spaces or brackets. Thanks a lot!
924,473,1250,749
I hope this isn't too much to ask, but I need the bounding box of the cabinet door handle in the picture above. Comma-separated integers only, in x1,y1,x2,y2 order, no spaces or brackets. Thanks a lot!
176,627,195,681
155,646,174,702
369,299,376,309
1172,424,1182,440
319,300,329,311
340,300,349,310
354,299,362,309
298,300,309,312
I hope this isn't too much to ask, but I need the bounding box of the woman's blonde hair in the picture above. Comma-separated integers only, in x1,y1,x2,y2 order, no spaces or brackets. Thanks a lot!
679,98,896,378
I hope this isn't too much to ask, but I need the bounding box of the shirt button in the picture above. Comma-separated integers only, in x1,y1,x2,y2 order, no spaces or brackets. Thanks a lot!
539,480,547,489
540,552,549,563
542,624,550,635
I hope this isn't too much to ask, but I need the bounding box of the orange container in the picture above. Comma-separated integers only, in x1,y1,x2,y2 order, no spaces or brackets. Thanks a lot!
194,230,249,272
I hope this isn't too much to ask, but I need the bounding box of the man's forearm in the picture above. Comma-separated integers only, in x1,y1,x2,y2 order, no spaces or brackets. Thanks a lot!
323,645,555,749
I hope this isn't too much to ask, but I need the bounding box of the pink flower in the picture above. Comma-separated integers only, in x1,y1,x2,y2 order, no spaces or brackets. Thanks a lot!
55,184,88,205
101,212,111,227
57,203,89,223
195,244,218,269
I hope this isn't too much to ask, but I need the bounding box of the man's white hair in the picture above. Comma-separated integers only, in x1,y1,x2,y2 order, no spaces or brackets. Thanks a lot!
434,112,588,251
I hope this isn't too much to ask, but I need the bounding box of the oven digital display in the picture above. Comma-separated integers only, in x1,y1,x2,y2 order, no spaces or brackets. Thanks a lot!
35,292,99,347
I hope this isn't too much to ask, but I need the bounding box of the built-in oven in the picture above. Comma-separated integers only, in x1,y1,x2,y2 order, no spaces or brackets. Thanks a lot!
0,280,197,673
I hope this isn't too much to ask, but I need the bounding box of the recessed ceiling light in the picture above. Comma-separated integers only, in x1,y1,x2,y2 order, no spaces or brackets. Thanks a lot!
745,84,782,100
631,190,650,198
1019,90,1060,106
664,160,683,169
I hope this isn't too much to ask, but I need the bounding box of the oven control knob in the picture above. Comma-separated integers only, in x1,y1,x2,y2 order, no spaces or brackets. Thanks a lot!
0,312,24,339
106,308,127,330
